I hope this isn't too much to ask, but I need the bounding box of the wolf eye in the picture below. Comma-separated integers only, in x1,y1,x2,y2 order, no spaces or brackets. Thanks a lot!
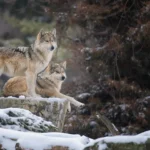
45,40,49,42
56,71,60,74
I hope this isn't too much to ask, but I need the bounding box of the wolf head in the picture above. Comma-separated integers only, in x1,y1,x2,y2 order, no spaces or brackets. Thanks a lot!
39,61,67,82
35,28,57,52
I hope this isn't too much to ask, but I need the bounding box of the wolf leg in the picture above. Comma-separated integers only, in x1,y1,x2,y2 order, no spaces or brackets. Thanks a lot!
55,92,84,107
25,70,41,98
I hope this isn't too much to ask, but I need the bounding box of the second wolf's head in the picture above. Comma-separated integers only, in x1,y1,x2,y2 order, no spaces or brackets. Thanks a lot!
34,28,57,52
39,61,67,83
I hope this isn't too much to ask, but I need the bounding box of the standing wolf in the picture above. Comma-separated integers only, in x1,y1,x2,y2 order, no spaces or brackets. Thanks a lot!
0,29,57,97
3,61,84,111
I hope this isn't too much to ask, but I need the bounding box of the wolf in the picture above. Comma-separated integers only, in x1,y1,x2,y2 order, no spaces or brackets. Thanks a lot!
0,28,57,97
3,61,84,111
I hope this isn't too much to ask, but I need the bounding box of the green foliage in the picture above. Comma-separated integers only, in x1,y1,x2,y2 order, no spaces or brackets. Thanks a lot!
4,15,56,36
0,38,25,47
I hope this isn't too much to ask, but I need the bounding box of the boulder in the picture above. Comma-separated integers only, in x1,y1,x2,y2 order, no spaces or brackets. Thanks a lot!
0,108,56,132
0,97,68,132
84,135,150,150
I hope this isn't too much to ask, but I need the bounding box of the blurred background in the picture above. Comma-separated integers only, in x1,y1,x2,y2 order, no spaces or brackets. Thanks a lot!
0,0,150,138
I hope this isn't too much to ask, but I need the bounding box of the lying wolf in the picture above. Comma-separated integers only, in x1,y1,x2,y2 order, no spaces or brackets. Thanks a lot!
0,29,57,97
3,61,84,111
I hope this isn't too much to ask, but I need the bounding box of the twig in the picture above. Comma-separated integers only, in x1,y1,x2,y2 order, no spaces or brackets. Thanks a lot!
96,113,120,135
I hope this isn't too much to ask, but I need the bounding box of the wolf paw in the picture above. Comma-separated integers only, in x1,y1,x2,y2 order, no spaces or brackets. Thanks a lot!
77,102,85,107
34,94,42,98
26,93,42,98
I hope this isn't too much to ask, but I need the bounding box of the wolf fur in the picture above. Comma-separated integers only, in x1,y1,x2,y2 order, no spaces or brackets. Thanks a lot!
0,29,57,97
3,61,84,111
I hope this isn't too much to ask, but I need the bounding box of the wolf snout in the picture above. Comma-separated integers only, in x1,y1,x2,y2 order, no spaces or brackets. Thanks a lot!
61,76,66,80
50,46,54,51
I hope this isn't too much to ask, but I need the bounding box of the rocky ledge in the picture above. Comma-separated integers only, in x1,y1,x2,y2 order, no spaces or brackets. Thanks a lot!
0,96,68,131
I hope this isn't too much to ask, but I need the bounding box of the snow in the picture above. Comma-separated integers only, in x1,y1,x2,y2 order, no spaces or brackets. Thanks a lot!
1,127,150,150
1,96,150,149
0,108,55,132
99,143,108,150
19,95,25,99
137,130,150,136
42,132,92,144
77,93,91,99
0,128,87,150
144,96,150,100
85,135,150,150
89,121,98,127
96,45,107,51
98,136,148,144
0,96,68,112
17,134,84,150
119,104,128,111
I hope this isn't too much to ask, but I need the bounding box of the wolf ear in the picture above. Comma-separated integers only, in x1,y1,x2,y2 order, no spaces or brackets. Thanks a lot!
61,61,67,69
51,28,56,37
36,29,44,41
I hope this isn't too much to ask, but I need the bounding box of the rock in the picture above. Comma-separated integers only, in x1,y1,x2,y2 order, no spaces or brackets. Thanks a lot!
76,93,91,103
0,108,56,132
81,47,93,54
85,56,91,61
89,121,98,128
0,97,68,132
78,106,91,115
105,104,135,127
86,66,92,73
84,135,150,150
